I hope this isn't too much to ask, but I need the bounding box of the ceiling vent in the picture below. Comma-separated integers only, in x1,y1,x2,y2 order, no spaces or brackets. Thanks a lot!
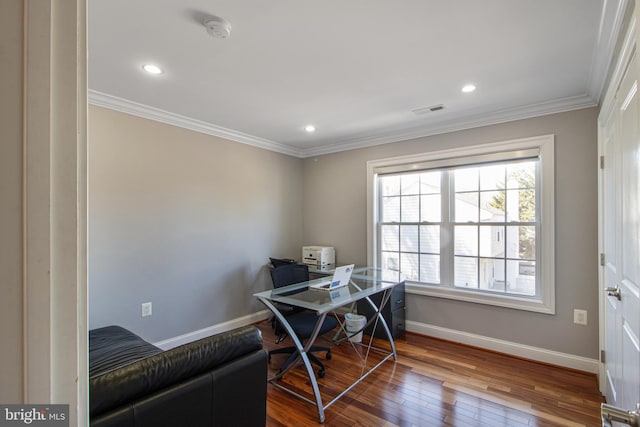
204,16,232,39
412,104,445,115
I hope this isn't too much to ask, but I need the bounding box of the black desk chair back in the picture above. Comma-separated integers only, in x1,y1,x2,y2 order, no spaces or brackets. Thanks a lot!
268,262,338,378
269,257,296,268
269,263,307,335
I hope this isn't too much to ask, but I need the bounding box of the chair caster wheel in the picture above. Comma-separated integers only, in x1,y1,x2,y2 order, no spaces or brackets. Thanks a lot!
318,369,325,378
326,351,332,360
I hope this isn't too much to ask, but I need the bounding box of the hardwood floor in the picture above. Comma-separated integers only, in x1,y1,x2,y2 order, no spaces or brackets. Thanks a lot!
257,320,604,426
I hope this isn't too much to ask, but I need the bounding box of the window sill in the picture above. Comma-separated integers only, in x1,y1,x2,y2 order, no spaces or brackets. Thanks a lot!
405,282,555,314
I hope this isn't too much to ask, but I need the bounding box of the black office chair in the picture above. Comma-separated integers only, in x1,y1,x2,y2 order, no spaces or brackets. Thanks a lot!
268,263,338,378
269,257,296,268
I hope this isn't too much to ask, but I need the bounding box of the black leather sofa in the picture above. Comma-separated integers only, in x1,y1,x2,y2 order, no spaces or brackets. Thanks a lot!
89,324,267,427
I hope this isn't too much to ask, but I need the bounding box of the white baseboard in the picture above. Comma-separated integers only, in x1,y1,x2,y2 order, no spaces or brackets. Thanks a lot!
406,320,600,373
153,310,272,350
152,314,598,374
153,306,359,350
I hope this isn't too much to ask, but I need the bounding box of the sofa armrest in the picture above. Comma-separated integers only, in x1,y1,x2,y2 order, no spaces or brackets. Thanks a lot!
89,326,162,378
90,325,263,417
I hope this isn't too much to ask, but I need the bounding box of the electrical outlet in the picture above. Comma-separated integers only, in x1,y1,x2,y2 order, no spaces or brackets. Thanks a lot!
573,309,587,325
141,302,152,317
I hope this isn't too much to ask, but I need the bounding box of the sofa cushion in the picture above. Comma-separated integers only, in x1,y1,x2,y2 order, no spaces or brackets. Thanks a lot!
89,324,263,417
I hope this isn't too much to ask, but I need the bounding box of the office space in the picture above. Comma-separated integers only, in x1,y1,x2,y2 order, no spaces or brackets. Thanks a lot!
1,1,631,425
88,103,599,362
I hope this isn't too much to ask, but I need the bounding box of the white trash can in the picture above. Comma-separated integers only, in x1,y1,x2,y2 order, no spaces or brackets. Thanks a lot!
344,313,366,343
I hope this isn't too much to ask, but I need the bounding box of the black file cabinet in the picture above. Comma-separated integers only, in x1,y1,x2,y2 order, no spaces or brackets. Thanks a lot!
357,283,405,340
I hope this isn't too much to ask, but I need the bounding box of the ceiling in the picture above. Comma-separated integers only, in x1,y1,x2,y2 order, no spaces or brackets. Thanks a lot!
88,1,626,158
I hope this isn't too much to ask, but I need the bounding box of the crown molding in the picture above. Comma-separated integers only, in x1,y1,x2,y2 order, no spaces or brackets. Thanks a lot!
600,8,637,123
298,94,597,158
88,90,303,157
587,0,630,102
90,90,596,160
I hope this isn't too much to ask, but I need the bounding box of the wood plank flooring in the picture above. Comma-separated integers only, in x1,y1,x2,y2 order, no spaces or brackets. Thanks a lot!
257,320,604,426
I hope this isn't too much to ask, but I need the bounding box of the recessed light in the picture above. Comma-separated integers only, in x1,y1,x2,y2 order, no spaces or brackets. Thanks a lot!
304,125,316,133
143,64,163,75
462,84,476,93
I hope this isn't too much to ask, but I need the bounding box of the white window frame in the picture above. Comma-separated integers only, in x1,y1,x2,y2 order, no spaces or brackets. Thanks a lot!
367,134,555,314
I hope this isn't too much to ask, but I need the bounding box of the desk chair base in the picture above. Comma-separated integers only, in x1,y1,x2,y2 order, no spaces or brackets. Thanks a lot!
269,345,332,378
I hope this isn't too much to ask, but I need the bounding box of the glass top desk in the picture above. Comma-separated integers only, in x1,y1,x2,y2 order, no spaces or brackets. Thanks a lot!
254,267,403,423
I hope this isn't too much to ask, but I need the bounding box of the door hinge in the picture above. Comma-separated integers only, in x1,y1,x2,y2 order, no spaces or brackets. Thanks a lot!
600,156,605,169
601,253,605,266
601,349,606,363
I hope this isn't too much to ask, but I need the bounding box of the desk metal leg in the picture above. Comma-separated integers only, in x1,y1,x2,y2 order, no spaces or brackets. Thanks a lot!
341,284,397,360
360,289,397,359
258,297,327,423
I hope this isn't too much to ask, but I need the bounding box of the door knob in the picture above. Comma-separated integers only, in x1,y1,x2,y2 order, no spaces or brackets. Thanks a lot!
601,403,640,427
605,287,621,301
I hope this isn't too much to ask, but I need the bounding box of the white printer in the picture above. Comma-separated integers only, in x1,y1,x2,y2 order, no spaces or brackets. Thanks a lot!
302,246,335,267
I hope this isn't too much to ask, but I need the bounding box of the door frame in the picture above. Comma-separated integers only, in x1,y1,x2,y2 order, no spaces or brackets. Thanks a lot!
20,1,88,425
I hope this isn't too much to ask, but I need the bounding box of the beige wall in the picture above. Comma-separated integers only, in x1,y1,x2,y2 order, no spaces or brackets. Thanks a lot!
302,107,599,358
89,106,303,342
0,0,26,403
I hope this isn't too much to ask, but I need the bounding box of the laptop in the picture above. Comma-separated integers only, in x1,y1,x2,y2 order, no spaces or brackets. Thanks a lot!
309,264,355,291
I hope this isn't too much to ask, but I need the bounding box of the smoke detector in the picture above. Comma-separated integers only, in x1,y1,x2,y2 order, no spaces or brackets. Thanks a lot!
204,16,232,39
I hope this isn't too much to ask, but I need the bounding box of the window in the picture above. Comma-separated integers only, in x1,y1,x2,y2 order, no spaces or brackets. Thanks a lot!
367,135,555,313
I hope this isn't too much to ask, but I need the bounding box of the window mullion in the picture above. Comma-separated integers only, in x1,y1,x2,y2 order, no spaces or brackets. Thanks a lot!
535,160,542,296
398,189,402,278
503,171,509,292
441,171,453,288
417,175,422,281
476,175,481,291
376,178,382,270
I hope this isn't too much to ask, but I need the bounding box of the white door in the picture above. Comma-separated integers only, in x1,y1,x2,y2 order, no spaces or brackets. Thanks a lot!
602,85,622,407
600,23,640,418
